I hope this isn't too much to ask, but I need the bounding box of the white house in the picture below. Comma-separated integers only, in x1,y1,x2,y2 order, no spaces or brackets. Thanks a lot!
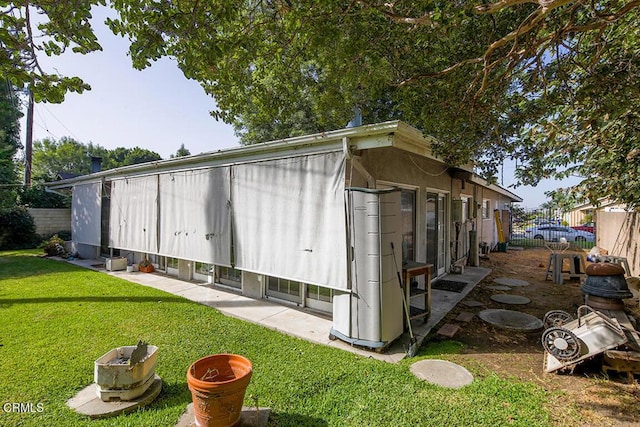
47,121,521,349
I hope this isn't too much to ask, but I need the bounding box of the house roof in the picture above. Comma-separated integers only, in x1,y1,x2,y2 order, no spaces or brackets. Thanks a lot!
469,175,523,203
45,120,522,202
56,172,81,180
569,198,628,212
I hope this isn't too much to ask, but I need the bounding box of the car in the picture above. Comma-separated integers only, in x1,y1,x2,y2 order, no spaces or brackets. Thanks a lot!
571,222,595,234
525,225,595,242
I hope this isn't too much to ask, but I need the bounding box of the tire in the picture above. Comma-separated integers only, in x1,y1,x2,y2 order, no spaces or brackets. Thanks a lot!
575,236,586,242
534,235,544,240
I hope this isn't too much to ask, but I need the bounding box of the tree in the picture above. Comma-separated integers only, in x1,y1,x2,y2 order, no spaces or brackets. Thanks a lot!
1,1,103,103
32,137,161,182
102,146,162,168
171,143,191,158
31,137,100,181
106,0,640,207
0,80,23,209
4,1,640,207
542,189,580,214
512,14,640,209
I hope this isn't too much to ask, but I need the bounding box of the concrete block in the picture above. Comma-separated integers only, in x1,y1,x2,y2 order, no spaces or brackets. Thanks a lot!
455,312,475,323
437,323,461,338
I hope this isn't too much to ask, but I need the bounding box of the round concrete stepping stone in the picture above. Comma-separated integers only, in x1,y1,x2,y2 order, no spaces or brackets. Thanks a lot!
494,277,529,287
490,294,531,305
486,285,511,291
478,309,543,331
461,300,485,308
410,359,473,389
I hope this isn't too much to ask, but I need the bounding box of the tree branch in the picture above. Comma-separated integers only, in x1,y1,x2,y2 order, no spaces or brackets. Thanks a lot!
395,0,640,97
474,0,573,14
24,1,46,76
358,1,439,26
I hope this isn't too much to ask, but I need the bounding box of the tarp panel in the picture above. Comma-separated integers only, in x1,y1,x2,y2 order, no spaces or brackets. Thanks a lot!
158,167,231,266
71,182,102,246
109,175,158,253
232,152,347,288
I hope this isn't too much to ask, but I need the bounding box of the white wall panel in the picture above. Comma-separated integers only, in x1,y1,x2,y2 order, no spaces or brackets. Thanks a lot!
71,182,102,246
232,152,348,288
158,167,231,266
109,176,158,253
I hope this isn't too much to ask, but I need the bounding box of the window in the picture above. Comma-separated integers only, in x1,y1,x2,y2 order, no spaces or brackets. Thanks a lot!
195,262,213,276
461,197,469,222
147,254,163,269
400,190,416,262
268,277,301,296
266,276,302,304
166,257,179,269
307,284,333,303
482,200,491,219
193,261,215,284
219,266,241,288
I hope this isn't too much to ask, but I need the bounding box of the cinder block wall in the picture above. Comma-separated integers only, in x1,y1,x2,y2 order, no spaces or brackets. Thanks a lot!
28,208,71,237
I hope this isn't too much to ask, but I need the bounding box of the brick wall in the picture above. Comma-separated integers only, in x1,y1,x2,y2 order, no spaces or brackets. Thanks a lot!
28,208,71,237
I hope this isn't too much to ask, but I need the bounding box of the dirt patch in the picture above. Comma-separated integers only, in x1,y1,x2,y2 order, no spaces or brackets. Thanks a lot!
433,247,640,426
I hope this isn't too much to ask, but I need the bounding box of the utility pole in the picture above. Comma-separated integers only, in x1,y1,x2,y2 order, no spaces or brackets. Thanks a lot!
24,88,33,186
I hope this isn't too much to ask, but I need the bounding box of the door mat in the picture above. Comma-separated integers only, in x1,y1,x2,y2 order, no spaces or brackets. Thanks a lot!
431,280,468,293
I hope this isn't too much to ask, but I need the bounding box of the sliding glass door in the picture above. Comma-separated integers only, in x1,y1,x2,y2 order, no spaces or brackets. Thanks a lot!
426,192,448,277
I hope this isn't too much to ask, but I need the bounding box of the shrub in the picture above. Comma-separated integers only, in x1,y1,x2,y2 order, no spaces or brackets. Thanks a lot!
39,234,67,257
0,206,38,250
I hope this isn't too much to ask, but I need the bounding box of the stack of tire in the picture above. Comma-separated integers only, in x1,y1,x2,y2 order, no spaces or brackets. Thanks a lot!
581,262,632,310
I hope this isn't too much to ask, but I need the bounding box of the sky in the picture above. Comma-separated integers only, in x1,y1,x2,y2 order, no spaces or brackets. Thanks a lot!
18,7,239,161
17,6,573,209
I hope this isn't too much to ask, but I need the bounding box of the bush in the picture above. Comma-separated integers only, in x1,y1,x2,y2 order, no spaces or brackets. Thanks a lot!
39,234,67,257
0,206,38,250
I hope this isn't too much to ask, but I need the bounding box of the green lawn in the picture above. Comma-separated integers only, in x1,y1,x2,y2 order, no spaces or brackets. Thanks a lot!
0,250,553,426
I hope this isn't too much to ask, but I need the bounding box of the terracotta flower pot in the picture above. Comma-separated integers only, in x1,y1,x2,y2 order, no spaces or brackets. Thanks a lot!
138,263,155,273
186,354,253,427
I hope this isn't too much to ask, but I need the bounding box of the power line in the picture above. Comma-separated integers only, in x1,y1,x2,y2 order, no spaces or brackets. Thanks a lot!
33,121,59,139
41,104,79,140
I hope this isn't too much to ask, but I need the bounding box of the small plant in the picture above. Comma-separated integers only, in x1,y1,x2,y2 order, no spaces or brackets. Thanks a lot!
39,234,67,257
138,258,155,272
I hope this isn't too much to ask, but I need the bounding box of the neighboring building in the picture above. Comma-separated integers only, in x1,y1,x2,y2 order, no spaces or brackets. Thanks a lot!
46,121,521,348
564,199,626,227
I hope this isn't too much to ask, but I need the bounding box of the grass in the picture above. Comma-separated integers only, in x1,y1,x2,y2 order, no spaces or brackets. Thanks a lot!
0,250,553,426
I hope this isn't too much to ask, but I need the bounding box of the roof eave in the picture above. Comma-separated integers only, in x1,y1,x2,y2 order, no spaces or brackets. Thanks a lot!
46,121,408,189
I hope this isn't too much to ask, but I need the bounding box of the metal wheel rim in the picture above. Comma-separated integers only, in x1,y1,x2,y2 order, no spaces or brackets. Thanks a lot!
541,327,581,360
543,310,573,329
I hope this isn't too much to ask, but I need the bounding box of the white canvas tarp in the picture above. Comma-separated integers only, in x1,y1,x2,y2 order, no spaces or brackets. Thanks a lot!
71,182,102,246
158,167,231,266
109,175,158,253
232,152,348,289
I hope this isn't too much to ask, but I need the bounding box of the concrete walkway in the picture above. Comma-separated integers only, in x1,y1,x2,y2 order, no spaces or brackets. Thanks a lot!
68,258,489,363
